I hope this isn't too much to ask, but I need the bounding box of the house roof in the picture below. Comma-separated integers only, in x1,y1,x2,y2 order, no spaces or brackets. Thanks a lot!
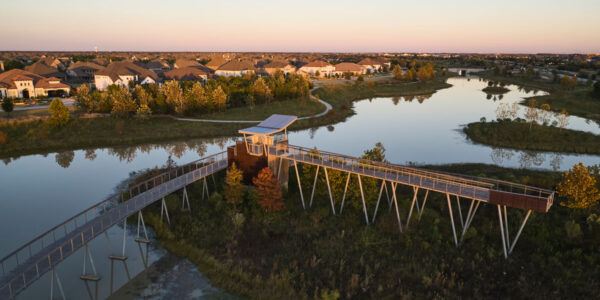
95,61,158,82
144,60,170,70
357,58,381,66
263,60,294,69
302,60,332,68
0,69,69,89
334,62,363,72
163,67,209,81
217,60,255,71
24,61,66,78
205,57,229,70
68,61,104,71
174,59,201,69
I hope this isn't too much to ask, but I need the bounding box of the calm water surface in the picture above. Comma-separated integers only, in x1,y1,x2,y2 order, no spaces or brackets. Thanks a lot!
1,76,598,299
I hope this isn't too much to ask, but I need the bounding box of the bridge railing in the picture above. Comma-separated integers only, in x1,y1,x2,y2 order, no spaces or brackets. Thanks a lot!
0,151,227,286
271,144,492,199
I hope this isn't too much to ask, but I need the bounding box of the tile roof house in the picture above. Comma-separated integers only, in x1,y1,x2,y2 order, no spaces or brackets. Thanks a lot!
142,60,171,74
163,67,209,82
334,62,366,76
215,60,255,77
357,58,383,73
261,61,296,75
0,69,70,99
94,61,158,90
24,61,67,80
205,57,230,71
67,62,105,82
298,60,335,77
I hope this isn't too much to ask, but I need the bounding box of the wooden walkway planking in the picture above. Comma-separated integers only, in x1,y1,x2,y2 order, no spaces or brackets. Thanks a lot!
0,154,227,300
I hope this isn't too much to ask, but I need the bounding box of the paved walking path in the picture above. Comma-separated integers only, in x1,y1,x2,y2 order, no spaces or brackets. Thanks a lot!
174,86,331,123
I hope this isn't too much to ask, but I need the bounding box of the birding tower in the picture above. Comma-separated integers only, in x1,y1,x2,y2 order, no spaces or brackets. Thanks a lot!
227,114,297,185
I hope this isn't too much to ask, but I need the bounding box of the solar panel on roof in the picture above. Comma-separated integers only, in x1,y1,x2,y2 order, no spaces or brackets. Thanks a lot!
257,114,297,129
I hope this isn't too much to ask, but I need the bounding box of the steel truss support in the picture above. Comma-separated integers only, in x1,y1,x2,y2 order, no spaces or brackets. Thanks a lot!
293,160,306,209
357,174,369,224
371,180,388,223
137,241,149,269
201,177,210,200
405,187,420,229
136,211,150,243
391,183,403,233
50,268,66,300
160,197,171,225
417,190,429,222
446,194,459,247
309,166,320,208
497,206,532,258
181,186,191,212
81,244,100,281
460,199,481,243
339,172,351,214
323,168,337,215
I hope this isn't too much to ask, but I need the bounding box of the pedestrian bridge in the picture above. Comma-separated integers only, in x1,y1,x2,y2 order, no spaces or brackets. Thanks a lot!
0,115,555,300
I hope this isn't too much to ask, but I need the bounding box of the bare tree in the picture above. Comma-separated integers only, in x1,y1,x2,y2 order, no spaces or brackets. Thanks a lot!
556,109,569,131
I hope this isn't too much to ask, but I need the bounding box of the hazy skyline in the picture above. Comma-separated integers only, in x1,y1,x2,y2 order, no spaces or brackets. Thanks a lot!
1,0,599,53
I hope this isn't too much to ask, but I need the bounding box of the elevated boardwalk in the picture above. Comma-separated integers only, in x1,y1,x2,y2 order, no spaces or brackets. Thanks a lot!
0,152,227,300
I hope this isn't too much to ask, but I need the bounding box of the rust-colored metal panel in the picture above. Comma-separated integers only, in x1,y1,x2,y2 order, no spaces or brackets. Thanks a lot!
227,141,267,184
489,190,550,212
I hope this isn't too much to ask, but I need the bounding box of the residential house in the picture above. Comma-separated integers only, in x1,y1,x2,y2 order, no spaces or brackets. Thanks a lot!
67,62,104,82
205,57,229,71
261,61,296,75
24,61,67,80
173,59,202,69
0,69,70,98
94,61,158,90
39,56,66,70
215,60,255,77
298,60,335,77
357,58,382,73
141,60,171,75
334,62,364,76
163,67,209,82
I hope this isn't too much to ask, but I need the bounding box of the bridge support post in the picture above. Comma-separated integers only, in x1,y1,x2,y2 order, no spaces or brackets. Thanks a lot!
417,190,429,222
508,210,532,255
371,180,387,223
460,199,480,243
202,177,209,200
293,160,306,209
136,211,150,243
384,182,393,212
497,205,508,259
391,183,403,233
446,194,459,247
181,186,191,212
81,244,100,281
309,166,320,208
456,196,464,229
323,168,336,215
50,268,66,300
160,197,171,225
357,174,369,224
339,173,351,214
405,187,420,229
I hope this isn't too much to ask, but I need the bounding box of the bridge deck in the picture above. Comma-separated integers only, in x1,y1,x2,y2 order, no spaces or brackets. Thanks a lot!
269,144,554,212
0,152,227,300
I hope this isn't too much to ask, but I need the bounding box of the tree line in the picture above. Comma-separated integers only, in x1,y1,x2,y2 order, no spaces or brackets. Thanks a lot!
75,71,312,117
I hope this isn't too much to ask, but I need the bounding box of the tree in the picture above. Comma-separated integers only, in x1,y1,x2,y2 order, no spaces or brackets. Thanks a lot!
252,77,273,103
133,85,153,107
224,163,245,208
315,70,320,77
47,98,70,126
539,103,552,125
252,167,284,212
1,98,14,118
75,84,93,112
136,104,152,119
556,109,569,131
524,99,539,130
212,86,227,111
162,80,185,114
392,65,403,80
557,163,600,209
55,151,75,168
184,81,206,114
110,86,137,117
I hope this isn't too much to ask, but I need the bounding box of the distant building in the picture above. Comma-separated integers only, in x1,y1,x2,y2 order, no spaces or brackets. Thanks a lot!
0,69,70,98
142,60,171,75
215,60,255,77
298,60,334,77
205,57,229,71
67,62,105,82
94,61,158,90
163,67,209,82
261,61,296,75
357,58,382,73
334,62,365,76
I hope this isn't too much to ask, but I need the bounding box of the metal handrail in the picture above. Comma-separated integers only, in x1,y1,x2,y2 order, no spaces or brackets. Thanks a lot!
0,151,226,278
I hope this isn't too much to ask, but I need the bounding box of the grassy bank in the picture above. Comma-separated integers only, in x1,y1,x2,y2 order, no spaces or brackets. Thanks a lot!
137,162,600,299
463,120,600,154
0,77,453,158
477,70,600,122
